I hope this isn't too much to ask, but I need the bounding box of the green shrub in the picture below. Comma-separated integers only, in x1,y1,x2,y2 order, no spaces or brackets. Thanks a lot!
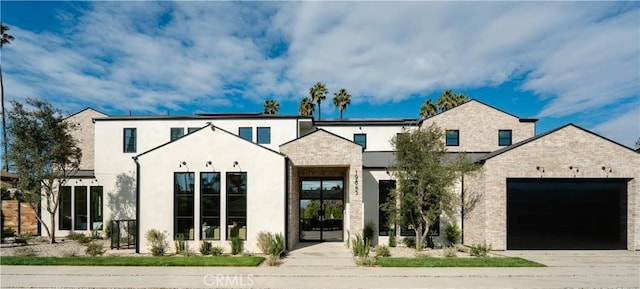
14,232,32,245
266,255,281,266
256,231,272,254
362,221,375,245
199,240,213,255
470,243,492,257
210,246,224,256
145,229,168,256
373,245,391,257
85,242,106,256
355,256,376,267
351,233,370,257
445,223,461,245
174,234,186,254
230,237,244,255
13,246,37,257
443,246,457,258
267,233,285,257
388,229,396,247
2,227,16,238
67,232,90,244
402,237,415,249
89,230,101,240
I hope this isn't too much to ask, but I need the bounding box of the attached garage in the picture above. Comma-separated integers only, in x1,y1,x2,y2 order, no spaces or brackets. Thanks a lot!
507,178,627,249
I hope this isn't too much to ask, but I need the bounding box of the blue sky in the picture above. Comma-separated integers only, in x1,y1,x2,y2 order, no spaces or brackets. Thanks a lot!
1,1,639,147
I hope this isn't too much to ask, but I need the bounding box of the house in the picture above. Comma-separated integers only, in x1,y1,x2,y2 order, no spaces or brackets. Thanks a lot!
40,100,640,253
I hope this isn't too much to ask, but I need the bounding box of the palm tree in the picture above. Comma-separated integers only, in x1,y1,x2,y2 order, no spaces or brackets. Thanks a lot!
299,97,315,116
453,92,469,105
263,99,280,115
1,22,14,172
332,88,351,119
437,89,457,112
300,97,315,116
419,99,437,118
309,82,328,120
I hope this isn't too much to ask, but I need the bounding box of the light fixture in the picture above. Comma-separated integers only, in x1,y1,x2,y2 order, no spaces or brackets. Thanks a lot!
536,166,545,173
179,161,187,168
233,161,241,171
601,166,612,173
569,166,579,173
206,161,212,167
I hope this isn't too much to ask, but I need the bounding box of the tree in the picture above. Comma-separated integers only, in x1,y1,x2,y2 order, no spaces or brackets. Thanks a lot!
419,99,437,118
1,22,15,171
309,82,328,120
7,99,82,243
332,88,351,119
299,97,315,116
263,99,280,115
383,124,479,250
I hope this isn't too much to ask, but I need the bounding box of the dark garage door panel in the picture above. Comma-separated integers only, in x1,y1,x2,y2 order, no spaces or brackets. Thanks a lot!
507,179,627,250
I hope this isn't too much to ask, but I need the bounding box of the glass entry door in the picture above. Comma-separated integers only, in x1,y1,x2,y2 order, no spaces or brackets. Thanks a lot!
300,179,344,241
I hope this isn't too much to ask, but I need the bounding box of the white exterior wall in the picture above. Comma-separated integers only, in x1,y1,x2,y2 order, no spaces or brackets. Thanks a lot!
137,125,286,253
317,125,409,151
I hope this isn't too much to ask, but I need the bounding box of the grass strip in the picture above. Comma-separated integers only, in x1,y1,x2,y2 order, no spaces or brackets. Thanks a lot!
0,256,264,267
375,257,545,267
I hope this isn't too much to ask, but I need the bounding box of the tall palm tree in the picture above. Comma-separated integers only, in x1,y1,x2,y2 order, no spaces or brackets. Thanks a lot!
263,99,280,115
300,97,315,116
419,99,437,118
309,82,328,120
332,88,351,119
1,22,14,172
299,97,315,116
453,92,469,105
437,89,457,112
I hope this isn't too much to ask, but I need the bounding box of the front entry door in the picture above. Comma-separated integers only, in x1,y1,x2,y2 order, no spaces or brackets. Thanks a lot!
300,179,344,241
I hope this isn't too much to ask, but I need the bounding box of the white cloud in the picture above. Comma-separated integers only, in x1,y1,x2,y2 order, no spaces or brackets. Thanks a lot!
592,103,640,149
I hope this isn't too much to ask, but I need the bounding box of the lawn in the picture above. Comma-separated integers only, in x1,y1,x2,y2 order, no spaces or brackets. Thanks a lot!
375,257,545,267
0,256,265,267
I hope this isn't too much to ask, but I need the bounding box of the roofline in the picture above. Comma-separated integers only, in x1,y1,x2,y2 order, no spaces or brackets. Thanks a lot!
478,123,638,162
135,124,286,159
314,119,420,127
279,128,363,149
95,114,313,122
418,99,538,125
65,107,108,120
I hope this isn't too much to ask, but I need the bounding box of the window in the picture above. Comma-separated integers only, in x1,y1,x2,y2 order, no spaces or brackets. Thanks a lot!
499,130,512,146
227,172,247,240
354,134,367,149
170,127,184,141
201,172,221,240
445,130,459,146
123,128,137,153
90,186,103,230
239,127,252,142
59,186,72,230
174,172,195,240
187,127,199,134
257,127,271,144
378,180,396,236
74,186,88,230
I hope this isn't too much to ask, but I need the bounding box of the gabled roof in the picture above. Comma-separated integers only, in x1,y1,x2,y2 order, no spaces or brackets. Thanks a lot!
95,113,312,122
418,99,537,124
478,123,638,162
315,118,420,127
134,124,285,159
279,128,360,148
65,107,108,120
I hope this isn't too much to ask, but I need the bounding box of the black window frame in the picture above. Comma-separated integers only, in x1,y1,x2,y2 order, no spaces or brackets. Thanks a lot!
257,127,271,144
89,186,103,230
445,130,459,147
226,172,247,240
498,130,512,146
170,127,185,141
59,186,72,230
174,172,195,240
378,180,396,236
238,127,252,142
74,186,88,230
123,128,137,153
200,172,221,240
187,127,199,134
354,133,367,149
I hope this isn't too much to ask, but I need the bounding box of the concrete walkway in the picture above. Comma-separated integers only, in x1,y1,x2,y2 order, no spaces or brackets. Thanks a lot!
280,242,355,268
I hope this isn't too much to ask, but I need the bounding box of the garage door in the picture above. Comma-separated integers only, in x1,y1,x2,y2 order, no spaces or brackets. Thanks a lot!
507,179,627,250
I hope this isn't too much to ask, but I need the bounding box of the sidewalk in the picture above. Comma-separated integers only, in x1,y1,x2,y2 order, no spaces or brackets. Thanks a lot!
280,242,355,268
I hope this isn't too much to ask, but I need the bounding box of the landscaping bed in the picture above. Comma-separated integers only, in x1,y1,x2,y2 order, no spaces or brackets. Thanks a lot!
0,255,264,266
375,256,545,267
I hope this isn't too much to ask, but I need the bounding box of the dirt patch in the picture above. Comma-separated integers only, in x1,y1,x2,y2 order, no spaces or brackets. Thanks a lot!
0,238,137,257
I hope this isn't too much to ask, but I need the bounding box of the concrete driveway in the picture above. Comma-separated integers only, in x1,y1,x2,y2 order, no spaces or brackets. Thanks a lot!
1,249,638,288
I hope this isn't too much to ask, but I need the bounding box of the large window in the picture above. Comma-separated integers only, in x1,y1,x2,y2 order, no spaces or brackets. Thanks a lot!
174,172,195,240
378,180,396,236
59,186,72,230
90,186,103,230
354,134,367,149
445,130,459,146
74,186,88,230
499,130,512,146
257,127,271,144
201,172,221,240
123,128,137,153
239,127,252,142
226,172,247,240
170,127,184,141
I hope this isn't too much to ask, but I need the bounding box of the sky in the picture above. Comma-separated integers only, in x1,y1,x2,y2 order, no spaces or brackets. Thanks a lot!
1,1,639,148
